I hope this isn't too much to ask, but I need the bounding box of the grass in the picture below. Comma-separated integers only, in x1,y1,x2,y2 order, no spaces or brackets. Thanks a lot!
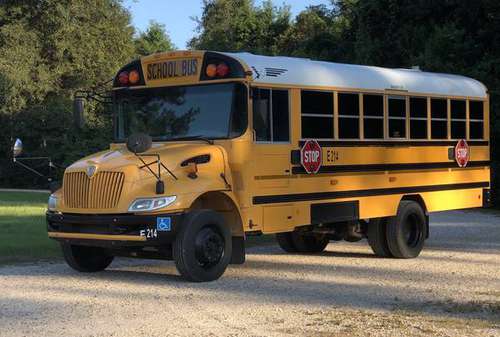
0,191,60,265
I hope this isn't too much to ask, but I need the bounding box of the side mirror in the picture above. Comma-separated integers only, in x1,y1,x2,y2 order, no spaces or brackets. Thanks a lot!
12,138,23,158
126,133,152,154
73,98,85,129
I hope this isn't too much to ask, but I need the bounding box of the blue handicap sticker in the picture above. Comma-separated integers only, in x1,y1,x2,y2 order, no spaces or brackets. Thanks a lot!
157,217,171,231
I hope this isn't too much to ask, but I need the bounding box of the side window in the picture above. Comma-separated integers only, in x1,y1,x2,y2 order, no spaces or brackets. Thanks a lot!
301,90,333,139
410,97,427,139
253,88,271,141
272,90,290,142
338,93,359,139
388,96,406,138
450,100,466,139
469,100,484,139
229,83,248,137
431,98,447,139
252,88,289,142
363,94,384,139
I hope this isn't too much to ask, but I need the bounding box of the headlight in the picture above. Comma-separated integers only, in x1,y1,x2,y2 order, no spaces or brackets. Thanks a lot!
48,194,58,211
128,196,176,212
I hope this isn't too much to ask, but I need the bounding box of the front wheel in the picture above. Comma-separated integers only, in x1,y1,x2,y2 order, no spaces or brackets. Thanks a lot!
61,244,114,272
173,210,232,282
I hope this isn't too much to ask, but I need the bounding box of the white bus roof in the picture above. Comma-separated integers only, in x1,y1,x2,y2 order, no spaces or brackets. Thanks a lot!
225,52,488,99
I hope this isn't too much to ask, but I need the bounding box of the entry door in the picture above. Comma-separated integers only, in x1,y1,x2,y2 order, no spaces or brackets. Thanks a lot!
251,87,291,187
251,87,293,232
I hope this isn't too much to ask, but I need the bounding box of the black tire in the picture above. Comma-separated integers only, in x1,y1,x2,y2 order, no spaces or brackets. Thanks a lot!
61,244,114,272
173,210,232,282
291,232,329,253
276,232,298,253
386,200,427,258
367,218,393,257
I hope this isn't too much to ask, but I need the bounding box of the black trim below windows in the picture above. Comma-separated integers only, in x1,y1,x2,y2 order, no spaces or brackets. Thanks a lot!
291,161,490,175
298,140,489,147
252,182,489,205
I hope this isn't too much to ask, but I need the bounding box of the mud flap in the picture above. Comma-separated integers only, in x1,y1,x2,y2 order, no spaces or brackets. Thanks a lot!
230,236,245,264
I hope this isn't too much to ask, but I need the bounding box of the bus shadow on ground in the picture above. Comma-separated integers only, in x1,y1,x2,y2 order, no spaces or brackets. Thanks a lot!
1,258,498,328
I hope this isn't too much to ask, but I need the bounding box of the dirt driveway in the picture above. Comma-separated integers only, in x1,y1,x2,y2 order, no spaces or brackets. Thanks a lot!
1,210,499,337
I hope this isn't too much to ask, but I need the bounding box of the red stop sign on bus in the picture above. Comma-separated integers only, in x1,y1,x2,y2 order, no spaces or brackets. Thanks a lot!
300,140,322,174
455,139,470,168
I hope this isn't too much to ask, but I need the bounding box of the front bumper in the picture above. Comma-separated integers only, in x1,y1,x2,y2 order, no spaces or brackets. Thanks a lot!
46,211,184,247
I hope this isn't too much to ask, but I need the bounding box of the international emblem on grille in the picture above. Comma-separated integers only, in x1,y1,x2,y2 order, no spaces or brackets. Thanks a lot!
86,165,97,178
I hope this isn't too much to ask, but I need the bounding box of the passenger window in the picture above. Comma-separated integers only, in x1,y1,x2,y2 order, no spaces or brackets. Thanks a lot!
410,97,427,139
431,98,447,139
301,91,333,139
252,88,289,142
363,94,384,139
272,90,290,142
388,96,406,138
469,100,484,139
338,93,359,139
450,100,466,139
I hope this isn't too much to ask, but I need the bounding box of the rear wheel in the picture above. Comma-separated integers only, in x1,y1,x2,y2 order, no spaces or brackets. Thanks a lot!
292,232,329,253
61,244,114,272
386,200,427,258
276,232,297,252
276,231,329,253
173,210,231,282
367,218,393,257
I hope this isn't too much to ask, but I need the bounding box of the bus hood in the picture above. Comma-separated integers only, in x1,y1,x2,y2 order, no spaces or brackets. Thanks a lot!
59,142,232,213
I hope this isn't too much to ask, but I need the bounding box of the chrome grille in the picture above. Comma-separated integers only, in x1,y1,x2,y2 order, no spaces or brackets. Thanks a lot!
63,171,124,209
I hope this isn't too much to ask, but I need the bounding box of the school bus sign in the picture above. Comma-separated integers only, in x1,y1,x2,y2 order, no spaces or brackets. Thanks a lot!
300,140,322,174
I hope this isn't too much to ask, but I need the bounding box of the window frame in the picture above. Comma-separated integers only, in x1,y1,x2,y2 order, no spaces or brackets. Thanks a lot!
468,99,485,140
252,87,291,144
337,91,361,140
362,93,385,140
387,95,408,139
450,99,467,140
300,89,335,140
430,97,449,140
409,96,429,140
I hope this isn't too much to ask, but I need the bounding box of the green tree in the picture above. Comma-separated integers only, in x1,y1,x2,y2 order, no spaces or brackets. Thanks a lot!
0,0,135,188
189,0,292,55
135,21,175,56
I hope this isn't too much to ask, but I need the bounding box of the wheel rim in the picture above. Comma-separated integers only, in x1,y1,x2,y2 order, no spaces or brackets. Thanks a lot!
402,213,423,248
194,226,225,268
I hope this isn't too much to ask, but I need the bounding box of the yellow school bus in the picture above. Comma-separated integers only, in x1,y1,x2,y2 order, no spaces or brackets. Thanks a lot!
44,50,490,282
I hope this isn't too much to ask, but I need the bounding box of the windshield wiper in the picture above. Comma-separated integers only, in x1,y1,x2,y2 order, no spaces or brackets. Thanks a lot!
167,135,214,145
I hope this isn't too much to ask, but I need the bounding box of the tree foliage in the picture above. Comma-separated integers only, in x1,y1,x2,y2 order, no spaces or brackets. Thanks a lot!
135,21,175,57
189,0,292,55
0,0,135,187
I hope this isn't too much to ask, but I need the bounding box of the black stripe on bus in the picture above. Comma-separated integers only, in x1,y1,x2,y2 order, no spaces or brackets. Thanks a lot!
298,140,489,147
291,161,490,175
252,182,489,205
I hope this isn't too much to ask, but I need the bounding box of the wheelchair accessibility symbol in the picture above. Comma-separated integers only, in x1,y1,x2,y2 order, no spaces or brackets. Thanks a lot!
157,217,171,232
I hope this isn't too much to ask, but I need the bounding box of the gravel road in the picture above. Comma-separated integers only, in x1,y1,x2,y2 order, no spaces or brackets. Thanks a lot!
1,210,499,337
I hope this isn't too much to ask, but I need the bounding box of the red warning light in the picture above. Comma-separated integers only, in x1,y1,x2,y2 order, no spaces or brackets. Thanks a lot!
118,71,129,85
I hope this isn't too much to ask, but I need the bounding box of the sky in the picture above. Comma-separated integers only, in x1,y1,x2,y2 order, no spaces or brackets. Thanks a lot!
123,0,328,49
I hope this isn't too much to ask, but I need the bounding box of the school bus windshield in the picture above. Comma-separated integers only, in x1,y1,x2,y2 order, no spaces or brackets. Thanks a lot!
114,82,247,141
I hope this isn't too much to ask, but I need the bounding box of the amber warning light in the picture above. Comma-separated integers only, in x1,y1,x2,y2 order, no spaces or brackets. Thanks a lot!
205,62,230,78
118,70,141,86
